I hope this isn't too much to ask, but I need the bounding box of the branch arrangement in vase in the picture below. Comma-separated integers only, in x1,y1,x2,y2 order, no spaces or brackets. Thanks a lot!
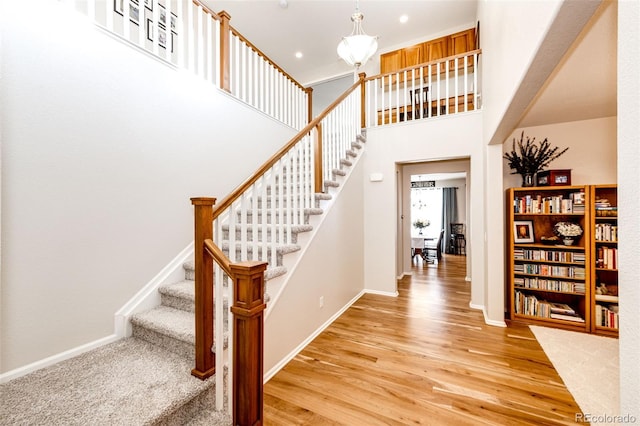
503,132,569,186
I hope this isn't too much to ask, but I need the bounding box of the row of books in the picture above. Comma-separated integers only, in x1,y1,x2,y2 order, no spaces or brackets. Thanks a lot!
514,248,585,264
595,304,619,329
514,277,585,294
596,247,618,270
513,193,585,214
514,263,586,279
595,223,618,242
514,291,585,322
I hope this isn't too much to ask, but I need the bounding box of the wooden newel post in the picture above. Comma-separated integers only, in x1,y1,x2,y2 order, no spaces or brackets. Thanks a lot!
305,87,313,125
219,11,231,93
359,72,366,129
230,261,268,426
314,123,323,193
191,197,217,380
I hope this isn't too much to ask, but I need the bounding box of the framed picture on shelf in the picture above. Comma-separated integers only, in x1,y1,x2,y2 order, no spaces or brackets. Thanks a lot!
514,220,534,243
114,0,140,25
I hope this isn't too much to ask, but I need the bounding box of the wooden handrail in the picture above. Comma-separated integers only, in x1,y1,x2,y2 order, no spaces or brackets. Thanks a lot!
204,239,231,276
229,26,306,91
211,73,366,219
365,49,482,82
191,0,221,21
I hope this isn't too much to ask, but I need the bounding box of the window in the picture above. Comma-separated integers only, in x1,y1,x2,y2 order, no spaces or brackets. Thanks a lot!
411,187,443,239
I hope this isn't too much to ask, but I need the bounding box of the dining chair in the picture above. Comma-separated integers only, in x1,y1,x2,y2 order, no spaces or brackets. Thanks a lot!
423,229,445,263
409,87,429,119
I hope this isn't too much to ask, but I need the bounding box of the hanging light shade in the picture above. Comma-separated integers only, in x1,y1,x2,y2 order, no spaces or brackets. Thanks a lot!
337,1,378,68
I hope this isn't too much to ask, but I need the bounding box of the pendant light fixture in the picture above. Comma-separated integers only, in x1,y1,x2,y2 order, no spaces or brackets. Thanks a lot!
337,0,378,68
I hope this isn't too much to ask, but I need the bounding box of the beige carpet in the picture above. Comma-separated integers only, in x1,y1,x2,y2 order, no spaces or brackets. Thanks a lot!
530,325,620,424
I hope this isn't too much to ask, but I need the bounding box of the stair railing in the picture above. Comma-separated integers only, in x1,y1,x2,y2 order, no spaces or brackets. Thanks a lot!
59,0,310,130
191,73,365,425
364,50,482,127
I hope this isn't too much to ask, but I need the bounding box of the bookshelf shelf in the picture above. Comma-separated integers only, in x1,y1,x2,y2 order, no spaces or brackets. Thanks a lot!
506,186,590,332
590,184,619,336
514,287,585,296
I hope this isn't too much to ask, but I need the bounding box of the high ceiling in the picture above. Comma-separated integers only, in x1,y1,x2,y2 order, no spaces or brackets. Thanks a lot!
205,0,478,84
203,0,617,130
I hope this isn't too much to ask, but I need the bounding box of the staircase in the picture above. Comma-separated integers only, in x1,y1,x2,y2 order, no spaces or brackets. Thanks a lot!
126,132,366,414
130,134,365,349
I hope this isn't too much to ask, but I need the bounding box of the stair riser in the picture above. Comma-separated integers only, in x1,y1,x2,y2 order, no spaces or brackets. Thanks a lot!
132,324,194,361
251,197,322,210
221,247,288,266
160,293,230,314
236,212,318,225
222,228,309,243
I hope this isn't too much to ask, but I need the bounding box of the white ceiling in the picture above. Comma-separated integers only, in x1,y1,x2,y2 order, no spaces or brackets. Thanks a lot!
203,0,617,131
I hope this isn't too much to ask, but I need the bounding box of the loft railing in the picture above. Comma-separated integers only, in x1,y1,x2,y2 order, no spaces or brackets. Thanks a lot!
364,50,482,127
191,74,364,424
60,0,309,130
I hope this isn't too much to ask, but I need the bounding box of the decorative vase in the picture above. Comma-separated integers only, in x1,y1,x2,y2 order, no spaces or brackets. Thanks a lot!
522,173,535,187
418,229,423,235
562,237,575,246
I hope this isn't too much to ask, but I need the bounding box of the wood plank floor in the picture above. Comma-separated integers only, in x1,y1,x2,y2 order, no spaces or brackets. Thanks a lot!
263,254,583,425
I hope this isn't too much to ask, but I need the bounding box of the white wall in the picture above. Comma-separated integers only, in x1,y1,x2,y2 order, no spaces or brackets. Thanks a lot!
618,0,640,417
0,1,296,373
311,75,353,117
503,117,617,187
362,113,483,304
480,0,601,146
264,157,365,374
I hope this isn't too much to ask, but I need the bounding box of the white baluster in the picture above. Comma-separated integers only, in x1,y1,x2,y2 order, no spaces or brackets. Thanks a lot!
123,0,131,40
197,5,204,76
474,53,479,109
177,0,184,69
464,55,468,112
106,0,113,31
187,0,194,72
87,0,95,21
240,193,248,260
455,57,459,114
138,0,144,49
214,16,220,87
206,13,213,83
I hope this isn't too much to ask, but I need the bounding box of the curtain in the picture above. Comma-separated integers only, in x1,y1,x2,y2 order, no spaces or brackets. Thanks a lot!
441,187,458,254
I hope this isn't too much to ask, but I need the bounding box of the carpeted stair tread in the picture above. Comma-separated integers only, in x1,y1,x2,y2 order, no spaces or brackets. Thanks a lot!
332,168,347,177
159,281,231,313
131,306,195,344
183,260,284,285
0,338,229,425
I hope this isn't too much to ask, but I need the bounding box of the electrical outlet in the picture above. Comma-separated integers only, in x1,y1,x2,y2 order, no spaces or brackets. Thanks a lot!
319,296,324,308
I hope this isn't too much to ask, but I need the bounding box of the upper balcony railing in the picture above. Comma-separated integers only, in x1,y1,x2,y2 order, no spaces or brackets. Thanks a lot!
61,0,309,130
364,50,482,127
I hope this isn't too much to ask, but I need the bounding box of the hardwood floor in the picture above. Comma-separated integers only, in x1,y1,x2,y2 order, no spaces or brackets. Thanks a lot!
263,254,582,425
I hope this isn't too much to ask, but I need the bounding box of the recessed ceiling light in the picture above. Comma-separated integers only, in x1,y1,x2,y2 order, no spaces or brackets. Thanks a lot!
295,52,303,59
400,15,409,24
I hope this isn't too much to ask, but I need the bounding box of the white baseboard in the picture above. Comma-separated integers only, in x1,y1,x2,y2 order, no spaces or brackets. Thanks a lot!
469,302,483,310
465,276,471,282
0,334,120,384
483,308,507,327
364,289,399,297
114,243,194,337
263,290,365,382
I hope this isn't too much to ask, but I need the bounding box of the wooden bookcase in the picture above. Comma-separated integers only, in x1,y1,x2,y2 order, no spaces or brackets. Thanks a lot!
506,186,591,332
590,184,619,336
